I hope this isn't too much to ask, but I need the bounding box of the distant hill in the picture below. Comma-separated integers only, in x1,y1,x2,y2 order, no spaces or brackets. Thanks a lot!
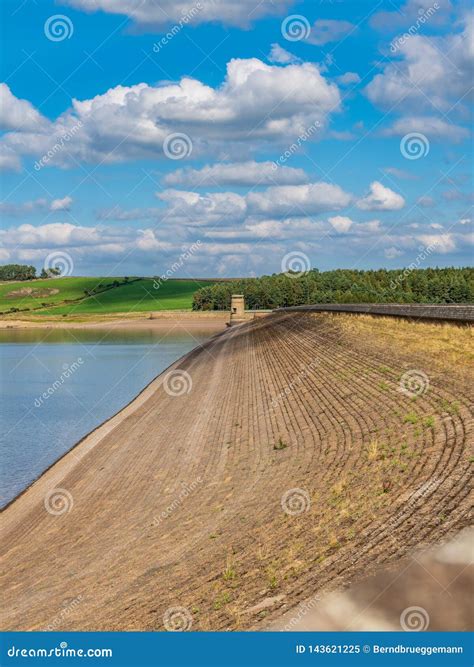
0,277,217,316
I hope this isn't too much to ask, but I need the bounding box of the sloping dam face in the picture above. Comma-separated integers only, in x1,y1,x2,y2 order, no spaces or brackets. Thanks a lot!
1,312,472,631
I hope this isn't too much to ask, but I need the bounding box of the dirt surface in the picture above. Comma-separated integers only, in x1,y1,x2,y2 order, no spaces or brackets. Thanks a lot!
269,528,473,631
1,312,472,631
0,312,228,330
5,287,60,299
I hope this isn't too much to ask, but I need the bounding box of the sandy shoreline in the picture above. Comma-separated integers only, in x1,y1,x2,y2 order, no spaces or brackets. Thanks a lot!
0,311,230,331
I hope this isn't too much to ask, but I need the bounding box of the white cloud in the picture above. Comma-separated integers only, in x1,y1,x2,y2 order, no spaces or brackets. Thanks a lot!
96,207,161,221
268,43,300,65
157,189,247,226
63,0,295,28
0,197,73,216
308,19,356,46
247,182,352,216
164,161,308,186
1,58,341,169
0,83,47,132
357,181,405,211
356,220,381,233
336,72,361,86
1,223,100,249
382,116,469,142
384,247,403,259
417,233,456,253
154,181,353,226
328,215,353,233
371,0,453,31
0,145,21,172
50,196,73,211
366,14,474,112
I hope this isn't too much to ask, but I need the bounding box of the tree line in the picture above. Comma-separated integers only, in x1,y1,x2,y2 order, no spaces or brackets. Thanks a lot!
192,267,474,310
0,264,61,281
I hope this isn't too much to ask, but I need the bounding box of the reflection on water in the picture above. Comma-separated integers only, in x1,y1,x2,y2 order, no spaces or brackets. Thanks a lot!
0,326,220,507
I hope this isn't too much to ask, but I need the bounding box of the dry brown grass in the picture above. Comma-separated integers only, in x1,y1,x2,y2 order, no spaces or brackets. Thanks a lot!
327,313,473,375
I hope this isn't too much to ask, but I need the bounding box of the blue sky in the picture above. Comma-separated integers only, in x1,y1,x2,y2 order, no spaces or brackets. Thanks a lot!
0,0,472,277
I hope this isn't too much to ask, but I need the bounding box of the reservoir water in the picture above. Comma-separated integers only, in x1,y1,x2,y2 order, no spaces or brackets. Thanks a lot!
0,325,220,507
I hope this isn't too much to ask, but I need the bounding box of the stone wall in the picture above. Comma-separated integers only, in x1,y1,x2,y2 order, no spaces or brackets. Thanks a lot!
275,303,474,323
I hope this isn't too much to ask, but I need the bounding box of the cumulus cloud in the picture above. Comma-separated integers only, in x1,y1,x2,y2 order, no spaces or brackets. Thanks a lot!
164,161,308,187
0,83,47,132
371,0,453,31
385,247,403,259
417,233,456,253
50,196,73,211
366,14,473,112
336,72,361,86
268,43,300,65
0,197,73,216
328,215,353,233
96,206,161,221
0,145,21,172
307,19,356,46
157,189,247,226
382,116,469,142
247,183,352,216
63,0,295,28
0,223,174,264
1,58,341,169
356,181,405,211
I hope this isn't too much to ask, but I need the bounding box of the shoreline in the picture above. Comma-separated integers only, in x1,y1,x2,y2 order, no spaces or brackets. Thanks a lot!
0,311,230,330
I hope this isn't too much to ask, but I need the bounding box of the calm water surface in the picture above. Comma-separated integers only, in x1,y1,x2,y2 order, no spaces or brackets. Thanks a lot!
0,326,219,507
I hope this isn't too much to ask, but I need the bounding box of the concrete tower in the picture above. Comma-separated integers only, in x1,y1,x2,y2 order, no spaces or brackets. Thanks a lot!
230,294,245,325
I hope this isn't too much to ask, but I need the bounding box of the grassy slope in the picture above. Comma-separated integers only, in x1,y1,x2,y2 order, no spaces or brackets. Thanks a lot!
0,277,216,315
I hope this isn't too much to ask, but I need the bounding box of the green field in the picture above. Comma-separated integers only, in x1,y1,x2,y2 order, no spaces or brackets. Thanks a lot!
0,277,216,316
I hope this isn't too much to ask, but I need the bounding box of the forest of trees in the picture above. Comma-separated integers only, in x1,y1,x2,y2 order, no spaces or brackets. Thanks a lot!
192,267,474,311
